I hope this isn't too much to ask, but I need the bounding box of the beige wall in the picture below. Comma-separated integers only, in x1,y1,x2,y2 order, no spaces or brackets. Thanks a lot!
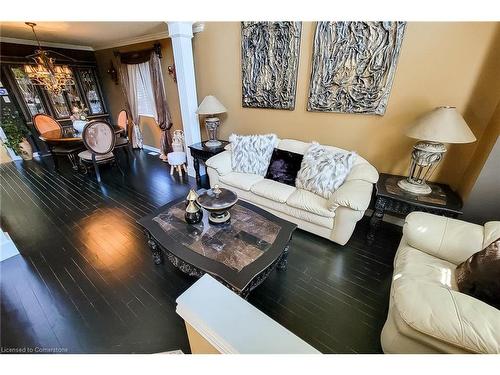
185,323,220,354
459,100,500,197
193,22,500,195
95,39,183,150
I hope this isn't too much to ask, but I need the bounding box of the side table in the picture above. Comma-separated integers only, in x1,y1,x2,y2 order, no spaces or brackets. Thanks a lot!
188,140,229,185
367,173,463,242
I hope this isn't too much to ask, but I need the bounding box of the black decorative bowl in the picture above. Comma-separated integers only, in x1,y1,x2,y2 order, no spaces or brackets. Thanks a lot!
196,185,238,225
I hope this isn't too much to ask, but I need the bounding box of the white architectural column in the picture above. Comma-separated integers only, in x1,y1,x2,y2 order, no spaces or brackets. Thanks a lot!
168,21,201,178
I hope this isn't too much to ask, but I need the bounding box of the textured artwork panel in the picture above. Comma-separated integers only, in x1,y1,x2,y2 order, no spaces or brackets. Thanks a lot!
308,21,406,115
241,22,302,110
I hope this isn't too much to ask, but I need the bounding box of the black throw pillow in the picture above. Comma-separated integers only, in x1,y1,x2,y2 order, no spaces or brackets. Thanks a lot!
264,148,303,187
456,237,500,310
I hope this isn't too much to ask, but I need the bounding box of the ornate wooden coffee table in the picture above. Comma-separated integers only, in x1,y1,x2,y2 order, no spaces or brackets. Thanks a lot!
138,196,297,297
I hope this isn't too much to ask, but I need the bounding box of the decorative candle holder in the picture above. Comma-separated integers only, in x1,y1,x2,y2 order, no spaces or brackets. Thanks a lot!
185,189,202,224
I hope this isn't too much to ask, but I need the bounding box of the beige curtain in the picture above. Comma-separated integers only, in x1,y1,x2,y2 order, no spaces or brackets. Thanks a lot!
117,55,143,149
149,52,173,158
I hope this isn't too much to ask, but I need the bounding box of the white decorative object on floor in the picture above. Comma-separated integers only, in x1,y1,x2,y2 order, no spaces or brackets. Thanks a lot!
167,151,187,177
176,274,321,354
206,138,379,245
72,120,87,134
172,130,185,152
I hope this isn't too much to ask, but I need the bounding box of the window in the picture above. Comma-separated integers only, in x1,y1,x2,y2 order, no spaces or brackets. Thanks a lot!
127,62,157,119
135,77,156,118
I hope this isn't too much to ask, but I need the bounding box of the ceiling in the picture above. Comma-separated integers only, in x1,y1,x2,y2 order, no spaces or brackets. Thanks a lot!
0,22,169,50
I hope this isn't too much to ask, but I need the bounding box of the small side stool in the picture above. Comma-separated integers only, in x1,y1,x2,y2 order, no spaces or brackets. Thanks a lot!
167,151,187,178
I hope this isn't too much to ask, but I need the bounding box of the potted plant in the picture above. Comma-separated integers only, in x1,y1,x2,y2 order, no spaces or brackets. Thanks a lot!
0,107,32,160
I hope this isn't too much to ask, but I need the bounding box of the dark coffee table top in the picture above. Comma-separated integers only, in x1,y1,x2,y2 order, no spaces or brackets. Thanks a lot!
137,196,297,293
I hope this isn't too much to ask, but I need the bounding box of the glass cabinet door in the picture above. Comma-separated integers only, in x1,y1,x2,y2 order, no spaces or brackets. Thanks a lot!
78,68,104,115
65,68,85,111
10,66,46,116
46,91,71,119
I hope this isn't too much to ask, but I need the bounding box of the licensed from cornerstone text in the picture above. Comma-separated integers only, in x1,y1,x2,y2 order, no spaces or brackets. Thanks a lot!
1,346,69,353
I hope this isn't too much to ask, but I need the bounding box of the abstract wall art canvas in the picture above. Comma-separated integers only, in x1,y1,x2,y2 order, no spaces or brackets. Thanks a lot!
241,22,302,110
308,21,406,115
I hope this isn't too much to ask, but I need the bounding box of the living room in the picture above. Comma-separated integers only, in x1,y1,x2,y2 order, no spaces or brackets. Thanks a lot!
0,1,499,374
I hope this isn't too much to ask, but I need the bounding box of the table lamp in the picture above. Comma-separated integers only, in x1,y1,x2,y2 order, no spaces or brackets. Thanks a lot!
196,95,227,148
398,106,476,195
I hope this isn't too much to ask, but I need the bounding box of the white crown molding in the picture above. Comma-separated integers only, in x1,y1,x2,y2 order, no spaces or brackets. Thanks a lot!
2,22,205,53
0,36,94,51
93,31,170,51
94,23,204,50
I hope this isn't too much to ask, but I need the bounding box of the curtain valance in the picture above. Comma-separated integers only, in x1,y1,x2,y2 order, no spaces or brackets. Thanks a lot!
114,43,162,64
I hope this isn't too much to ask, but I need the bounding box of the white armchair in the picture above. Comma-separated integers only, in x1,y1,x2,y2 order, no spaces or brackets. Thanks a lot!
381,212,500,353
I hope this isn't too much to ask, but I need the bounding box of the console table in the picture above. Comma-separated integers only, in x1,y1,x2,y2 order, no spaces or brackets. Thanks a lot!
188,140,229,185
367,173,463,242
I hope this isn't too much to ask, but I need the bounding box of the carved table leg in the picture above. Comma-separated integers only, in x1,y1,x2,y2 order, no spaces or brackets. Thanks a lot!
68,153,79,171
277,244,290,271
145,231,163,265
367,197,387,243
193,158,201,185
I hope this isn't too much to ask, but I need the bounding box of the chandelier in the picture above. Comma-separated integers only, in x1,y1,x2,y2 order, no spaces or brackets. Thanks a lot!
23,22,74,95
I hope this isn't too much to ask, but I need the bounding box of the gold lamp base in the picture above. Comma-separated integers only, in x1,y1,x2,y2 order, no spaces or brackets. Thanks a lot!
204,117,222,148
399,141,447,195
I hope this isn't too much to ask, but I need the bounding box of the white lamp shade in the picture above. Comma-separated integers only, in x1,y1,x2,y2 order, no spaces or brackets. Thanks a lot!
196,95,227,115
406,106,476,144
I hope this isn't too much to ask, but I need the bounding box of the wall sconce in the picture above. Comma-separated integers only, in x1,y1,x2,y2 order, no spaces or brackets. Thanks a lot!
107,61,118,85
168,64,177,83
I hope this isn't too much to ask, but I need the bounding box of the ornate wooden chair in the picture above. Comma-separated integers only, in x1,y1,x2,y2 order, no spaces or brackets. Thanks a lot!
78,120,124,183
114,109,133,159
33,113,83,170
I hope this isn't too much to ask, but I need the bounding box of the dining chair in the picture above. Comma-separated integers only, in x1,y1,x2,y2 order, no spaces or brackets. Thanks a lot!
114,109,134,160
33,113,83,170
78,120,124,183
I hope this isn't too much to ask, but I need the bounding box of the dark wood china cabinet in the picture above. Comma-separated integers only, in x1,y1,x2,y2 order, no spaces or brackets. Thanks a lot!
0,42,109,153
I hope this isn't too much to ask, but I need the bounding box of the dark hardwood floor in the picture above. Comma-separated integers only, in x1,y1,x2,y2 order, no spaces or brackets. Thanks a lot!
0,151,402,354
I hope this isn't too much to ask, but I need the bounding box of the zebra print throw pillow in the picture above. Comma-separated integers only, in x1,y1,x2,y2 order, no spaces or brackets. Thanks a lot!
295,142,357,199
229,133,277,176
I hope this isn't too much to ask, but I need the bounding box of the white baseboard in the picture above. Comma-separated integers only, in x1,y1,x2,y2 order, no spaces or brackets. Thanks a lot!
142,144,161,153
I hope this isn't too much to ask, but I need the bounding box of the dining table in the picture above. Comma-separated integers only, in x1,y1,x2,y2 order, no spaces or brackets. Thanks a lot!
38,125,126,171
39,126,125,144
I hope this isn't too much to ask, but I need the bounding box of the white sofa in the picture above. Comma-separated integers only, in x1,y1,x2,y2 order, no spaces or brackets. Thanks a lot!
206,138,379,245
381,212,500,353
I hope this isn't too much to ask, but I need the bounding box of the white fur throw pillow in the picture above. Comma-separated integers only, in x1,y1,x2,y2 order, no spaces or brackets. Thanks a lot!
229,134,277,176
295,142,357,199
